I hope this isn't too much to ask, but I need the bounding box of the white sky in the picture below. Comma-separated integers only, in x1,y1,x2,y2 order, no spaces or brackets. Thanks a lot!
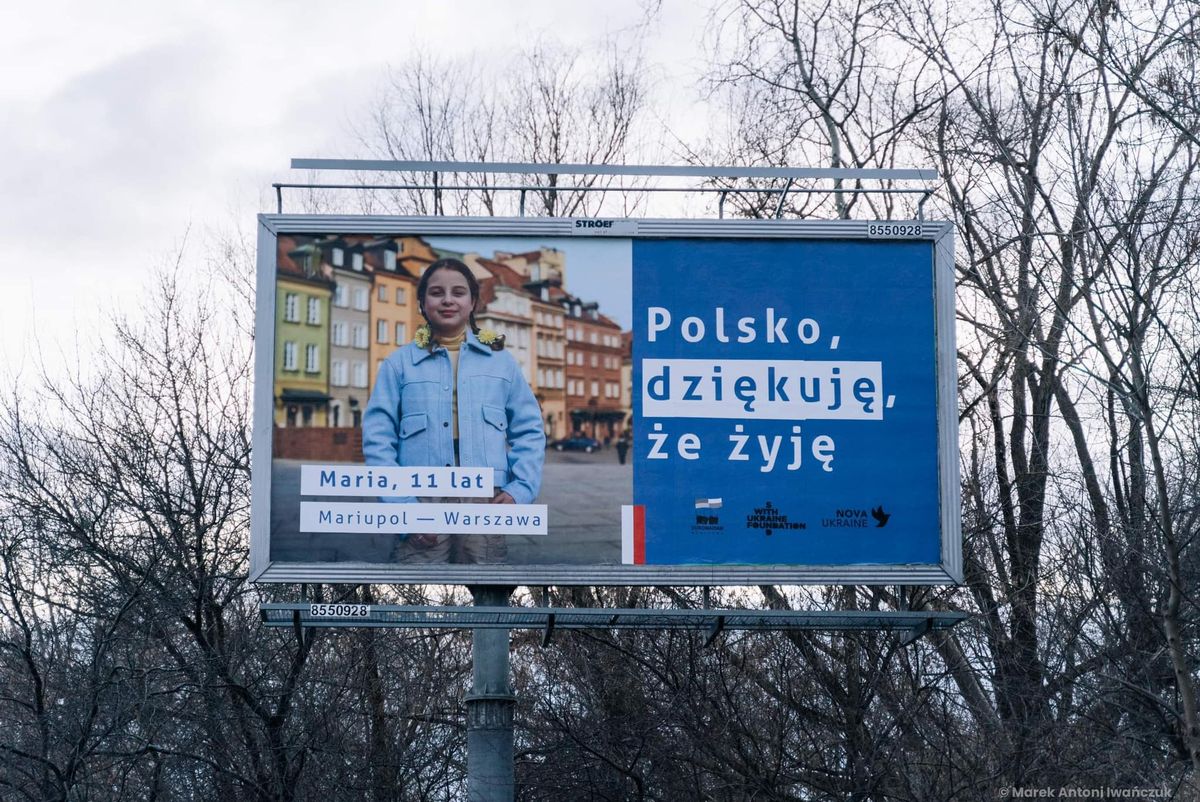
0,0,712,375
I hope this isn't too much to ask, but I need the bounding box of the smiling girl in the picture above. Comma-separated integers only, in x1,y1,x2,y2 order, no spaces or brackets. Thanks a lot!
362,257,545,563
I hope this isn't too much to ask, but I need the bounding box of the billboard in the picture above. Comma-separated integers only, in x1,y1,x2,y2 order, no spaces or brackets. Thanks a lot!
250,215,960,585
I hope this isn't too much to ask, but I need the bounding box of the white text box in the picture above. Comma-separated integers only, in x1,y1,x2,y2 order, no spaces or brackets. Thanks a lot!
300,465,495,497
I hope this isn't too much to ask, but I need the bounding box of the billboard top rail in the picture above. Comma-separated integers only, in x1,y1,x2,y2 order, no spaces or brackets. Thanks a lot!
290,158,939,182
279,160,941,218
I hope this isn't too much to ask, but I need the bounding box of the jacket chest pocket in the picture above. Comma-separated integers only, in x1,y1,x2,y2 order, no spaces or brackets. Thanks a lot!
401,379,442,410
398,411,430,466
466,372,511,408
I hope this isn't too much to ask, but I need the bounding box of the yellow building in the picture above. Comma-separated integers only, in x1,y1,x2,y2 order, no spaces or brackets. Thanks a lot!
274,236,335,427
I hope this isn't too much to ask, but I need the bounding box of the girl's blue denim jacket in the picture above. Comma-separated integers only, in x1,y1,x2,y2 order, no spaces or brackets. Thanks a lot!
362,331,545,506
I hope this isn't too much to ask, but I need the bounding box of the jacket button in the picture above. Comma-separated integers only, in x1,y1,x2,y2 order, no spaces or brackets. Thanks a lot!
443,421,449,427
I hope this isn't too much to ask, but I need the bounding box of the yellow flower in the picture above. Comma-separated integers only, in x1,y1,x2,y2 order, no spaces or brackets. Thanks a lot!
477,328,499,345
413,324,431,348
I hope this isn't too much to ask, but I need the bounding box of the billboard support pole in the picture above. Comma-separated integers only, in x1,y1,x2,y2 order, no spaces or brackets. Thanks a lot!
466,585,517,802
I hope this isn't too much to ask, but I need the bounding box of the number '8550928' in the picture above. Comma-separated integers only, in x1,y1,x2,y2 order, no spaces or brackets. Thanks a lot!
867,223,923,238
308,603,369,618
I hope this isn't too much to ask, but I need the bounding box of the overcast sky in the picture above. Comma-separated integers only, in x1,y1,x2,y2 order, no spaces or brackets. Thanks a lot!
0,0,711,374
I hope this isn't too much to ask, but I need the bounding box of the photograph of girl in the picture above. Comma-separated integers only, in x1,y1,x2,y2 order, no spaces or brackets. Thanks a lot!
361,257,546,563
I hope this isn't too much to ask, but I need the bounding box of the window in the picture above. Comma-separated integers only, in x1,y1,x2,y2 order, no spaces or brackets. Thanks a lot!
376,319,389,344
353,287,369,311
352,362,368,388
352,324,368,349
378,285,388,302
538,369,546,386
395,322,407,344
331,359,348,387
333,284,348,307
284,293,299,323
384,251,397,271
282,341,297,371
396,287,406,304
332,247,344,267
332,322,348,346
305,344,320,373
307,297,321,325
352,252,363,271
591,381,599,397
591,354,598,368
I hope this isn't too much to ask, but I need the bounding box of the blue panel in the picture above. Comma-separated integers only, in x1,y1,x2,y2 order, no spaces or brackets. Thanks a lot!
633,238,940,565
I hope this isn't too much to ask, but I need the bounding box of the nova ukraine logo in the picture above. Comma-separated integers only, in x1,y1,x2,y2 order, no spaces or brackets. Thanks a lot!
822,506,890,528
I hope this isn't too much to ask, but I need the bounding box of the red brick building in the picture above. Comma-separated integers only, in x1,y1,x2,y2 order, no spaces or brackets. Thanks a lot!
563,298,626,443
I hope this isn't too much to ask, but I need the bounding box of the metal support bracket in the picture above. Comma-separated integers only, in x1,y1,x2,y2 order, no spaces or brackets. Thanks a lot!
899,617,934,647
705,615,726,647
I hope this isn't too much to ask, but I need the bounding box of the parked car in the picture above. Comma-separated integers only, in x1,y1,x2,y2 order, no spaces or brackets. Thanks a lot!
551,436,602,453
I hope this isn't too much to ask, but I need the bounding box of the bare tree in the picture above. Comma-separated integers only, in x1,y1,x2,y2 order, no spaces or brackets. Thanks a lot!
354,36,654,219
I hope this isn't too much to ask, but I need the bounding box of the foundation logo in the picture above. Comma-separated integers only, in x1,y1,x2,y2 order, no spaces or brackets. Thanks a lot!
822,506,891,529
693,498,724,531
745,501,805,537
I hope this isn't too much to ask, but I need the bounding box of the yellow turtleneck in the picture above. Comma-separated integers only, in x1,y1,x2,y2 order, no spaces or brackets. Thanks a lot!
436,330,466,440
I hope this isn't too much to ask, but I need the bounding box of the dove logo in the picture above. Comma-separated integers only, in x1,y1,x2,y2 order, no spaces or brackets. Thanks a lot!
870,506,891,528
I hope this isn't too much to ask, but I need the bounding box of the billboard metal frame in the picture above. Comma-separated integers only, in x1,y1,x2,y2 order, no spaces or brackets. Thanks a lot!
250,214,961,586
260,603,968,647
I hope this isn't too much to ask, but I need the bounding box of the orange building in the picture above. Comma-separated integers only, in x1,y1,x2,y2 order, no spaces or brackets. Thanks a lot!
368,236,436,385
